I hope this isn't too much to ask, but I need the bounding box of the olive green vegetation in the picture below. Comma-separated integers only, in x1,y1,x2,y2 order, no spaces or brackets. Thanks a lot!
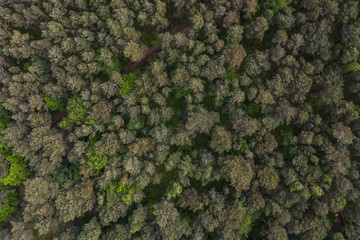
86,147,108,173
53,163,81,188
344,61,360,73
107,180,138,206
44,94,64,111
119,70,141,96
0,107,11,131
59,96,88,130
0,188,20,224
0,0,360,239
264,0,292,12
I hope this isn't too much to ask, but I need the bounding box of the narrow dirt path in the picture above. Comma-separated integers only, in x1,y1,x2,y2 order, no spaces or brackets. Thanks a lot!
51,108,68,127
121,45,160,74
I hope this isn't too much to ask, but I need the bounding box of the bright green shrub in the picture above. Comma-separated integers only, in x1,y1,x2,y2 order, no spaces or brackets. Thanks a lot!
23,62,31,70
0,155,29,187
84,119,97,126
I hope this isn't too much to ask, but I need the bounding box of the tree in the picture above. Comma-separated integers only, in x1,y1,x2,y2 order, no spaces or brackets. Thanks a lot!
23,177,59,235
210,126,232,153
94,133,121,157
0,155,29,187
9,220,34,240
153,199,190,240
223,43,247,69
55,180,95,222
258,167,280,190
218,204,244,230
247,17,269,40
268,223,288,240
59,96,88,129
0,188,19,223
331,122,355,145
178,188,205,212
264,0,292,13
123,41,144,62
129,205,147,234
102,224,131,240
231,109,260,137
127,138,154,157
185,109,220,135
255,134,278,155
87,101,112,123
222,155,254,192
166,182,182,200
77,218,101,240
299,131,315,145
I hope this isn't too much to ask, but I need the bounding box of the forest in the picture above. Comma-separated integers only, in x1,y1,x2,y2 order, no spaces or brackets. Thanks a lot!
0,0,360,239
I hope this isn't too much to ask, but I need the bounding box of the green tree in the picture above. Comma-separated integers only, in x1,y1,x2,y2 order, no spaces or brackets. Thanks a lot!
0,155,29,187
258,167,280,190
0,107,12,132
43,94,64,111
210,126,232,153
0,188,20,223
108,180,138,206
59,96,88,129
344,61,360,73
120,71,139,96
86,147,108,173
222,155,254,192
264,0,292,12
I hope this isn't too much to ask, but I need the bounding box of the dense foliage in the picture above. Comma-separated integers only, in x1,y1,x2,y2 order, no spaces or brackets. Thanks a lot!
0,0,359,239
